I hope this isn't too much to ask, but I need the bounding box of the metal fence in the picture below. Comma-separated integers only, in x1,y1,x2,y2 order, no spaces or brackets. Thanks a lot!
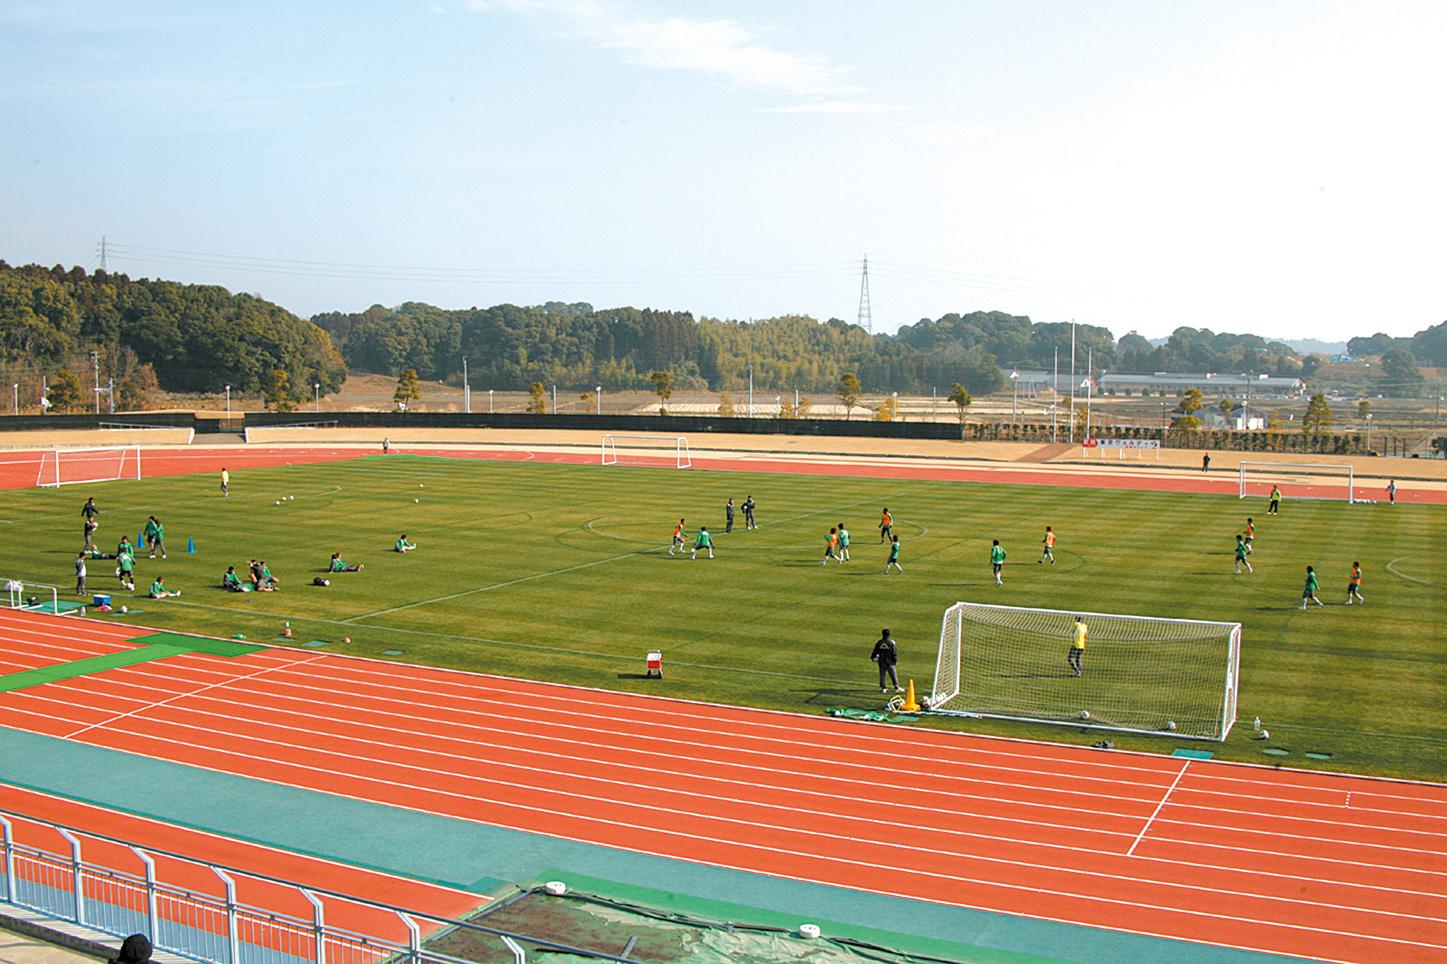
0,812,630,964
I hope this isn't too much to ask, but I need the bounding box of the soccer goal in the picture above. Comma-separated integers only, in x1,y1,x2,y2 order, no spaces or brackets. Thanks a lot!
600,434,692,468
3,578,83,615
1238,461,1354,503
929,602,1241,741
36,445,142,488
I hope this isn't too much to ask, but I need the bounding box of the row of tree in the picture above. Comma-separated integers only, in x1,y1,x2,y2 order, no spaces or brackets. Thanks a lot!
0,262,346,407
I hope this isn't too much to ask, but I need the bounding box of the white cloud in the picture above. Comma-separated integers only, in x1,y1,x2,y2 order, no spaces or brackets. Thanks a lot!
480,0,872,101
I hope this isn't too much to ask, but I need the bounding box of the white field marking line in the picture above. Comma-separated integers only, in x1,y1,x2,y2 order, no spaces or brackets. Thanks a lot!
305,661,1447,814
1386,557,1434,586
61,654,329,739
1129,762,1191,857
54,660,1447,842
0,656,47,672
0,636,136,661
80,663,1168,813
26,719,1406,964
348,487,915,622
30,684,1447,905
53,722,1447,944
24,674,1447,876
0,618,138,647
0,782,492,906
211,664,1447,824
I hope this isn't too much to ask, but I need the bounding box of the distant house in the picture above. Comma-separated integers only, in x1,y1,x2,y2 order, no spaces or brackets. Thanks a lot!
998,369,1057,395
1098,372,1305,398
1330,354,1367,365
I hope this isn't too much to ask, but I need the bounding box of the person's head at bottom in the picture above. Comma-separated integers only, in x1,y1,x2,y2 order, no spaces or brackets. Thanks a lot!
110,933,152,964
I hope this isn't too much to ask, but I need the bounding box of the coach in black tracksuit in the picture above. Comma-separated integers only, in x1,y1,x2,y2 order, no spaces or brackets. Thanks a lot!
871,629,902,693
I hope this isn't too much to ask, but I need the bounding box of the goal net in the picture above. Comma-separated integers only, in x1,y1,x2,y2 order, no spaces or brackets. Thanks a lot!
3,578,83,615
930,602,1241,741
1238,461,1355,503
600,434,692,468
36,446,142,488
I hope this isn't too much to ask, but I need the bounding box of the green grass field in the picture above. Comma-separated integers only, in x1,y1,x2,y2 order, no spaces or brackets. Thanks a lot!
4,454,1443,781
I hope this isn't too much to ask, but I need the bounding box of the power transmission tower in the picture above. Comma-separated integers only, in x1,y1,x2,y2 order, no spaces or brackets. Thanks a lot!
99,235,108,272
856,254,872,333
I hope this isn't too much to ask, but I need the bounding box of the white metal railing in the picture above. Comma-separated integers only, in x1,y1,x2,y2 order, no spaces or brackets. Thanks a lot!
0,810,633,964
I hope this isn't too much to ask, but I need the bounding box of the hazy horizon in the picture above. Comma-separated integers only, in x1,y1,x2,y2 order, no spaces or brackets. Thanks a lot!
2,1,1443,341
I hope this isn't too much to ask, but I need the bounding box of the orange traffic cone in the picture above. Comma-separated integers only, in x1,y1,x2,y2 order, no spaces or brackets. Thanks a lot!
282,621,293,639
902,679,921,713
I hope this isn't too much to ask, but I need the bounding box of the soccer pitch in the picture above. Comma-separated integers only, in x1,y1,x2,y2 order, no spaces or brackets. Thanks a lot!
5,454,1443,781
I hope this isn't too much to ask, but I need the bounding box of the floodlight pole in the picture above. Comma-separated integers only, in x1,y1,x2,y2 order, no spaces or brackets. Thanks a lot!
1068,321,1076,443
551,384,557,414
314,383,320,413
225,385,231,417
748,364,754,418
1009,370,1019,428
462,357,470,414
90,350,100,414
11,383,17,415
1365,413,1372,451
595,386,602,414
489,388,494,414
1052,347,1058,442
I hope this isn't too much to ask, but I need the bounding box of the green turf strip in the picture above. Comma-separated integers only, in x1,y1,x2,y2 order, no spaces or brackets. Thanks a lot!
0,631,261,693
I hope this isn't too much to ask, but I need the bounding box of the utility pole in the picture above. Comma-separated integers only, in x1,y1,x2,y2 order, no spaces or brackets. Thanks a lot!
748,364,754,418
1068,322,1076,443
552,384,557,414
462,358,470,414
856,254,872,334
1052,346,1059,443
90,350,100,414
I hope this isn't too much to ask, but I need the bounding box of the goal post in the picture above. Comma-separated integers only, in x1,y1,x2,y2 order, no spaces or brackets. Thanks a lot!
36,446,143,488
929,602,1241,741
600,434,692,469
3,578,83,615
1238,461,1354,503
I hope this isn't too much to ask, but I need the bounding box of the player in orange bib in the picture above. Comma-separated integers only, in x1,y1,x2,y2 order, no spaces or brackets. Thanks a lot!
879,508,893,543
822,527,840,565
1038,526,1056,565
1346,561,1364,605
669,518,688,556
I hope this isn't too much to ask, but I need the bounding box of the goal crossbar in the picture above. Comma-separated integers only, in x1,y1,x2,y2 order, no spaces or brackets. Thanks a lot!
1238,461,1354,503
36,445,142,488
930,601,1241,741
600,434,691,468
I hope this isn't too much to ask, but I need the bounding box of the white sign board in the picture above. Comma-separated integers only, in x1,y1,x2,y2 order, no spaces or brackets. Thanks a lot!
1096,438,1160,450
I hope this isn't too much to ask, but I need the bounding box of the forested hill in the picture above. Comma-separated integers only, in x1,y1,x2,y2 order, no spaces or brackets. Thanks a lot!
313,301,1311,394
0,261,346,395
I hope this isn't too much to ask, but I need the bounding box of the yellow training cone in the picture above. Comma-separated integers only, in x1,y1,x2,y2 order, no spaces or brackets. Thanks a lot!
901,679,921,713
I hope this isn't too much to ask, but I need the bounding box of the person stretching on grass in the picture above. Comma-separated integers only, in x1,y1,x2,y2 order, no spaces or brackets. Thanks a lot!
1347,562,1365,605
691,526,714,559
223,566,247,592
669,518,687,556
394,534,416,553
884,534,903,574
1068,616,1087,677
148,576,180,598
1039,526,1055,565
991,539,1007,586
837,522,851,561
1300,565,1324,609
329,553,362,573
1235,535,1253,574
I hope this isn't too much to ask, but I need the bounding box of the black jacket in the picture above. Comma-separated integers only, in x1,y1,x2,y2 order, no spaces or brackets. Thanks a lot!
871,637,898,667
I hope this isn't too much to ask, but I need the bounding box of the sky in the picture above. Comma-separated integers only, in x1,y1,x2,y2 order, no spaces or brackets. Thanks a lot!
1,0,1444,341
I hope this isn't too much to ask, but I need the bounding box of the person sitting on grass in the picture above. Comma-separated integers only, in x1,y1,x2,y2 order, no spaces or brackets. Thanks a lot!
223,565,248,592
260,560,280,589
394,534,416,553
249,559,276,592
148,576,181,599
329,552,363,572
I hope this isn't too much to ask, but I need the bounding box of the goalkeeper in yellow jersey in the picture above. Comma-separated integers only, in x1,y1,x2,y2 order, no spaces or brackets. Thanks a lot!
1068,616,1087,677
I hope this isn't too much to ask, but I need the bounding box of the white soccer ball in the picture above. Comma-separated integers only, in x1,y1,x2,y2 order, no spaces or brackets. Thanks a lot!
1166,721,1177,731
274,500,281,506
119,605,128,614
419,483,424,488
414,498,420,503
1078,710,1090,721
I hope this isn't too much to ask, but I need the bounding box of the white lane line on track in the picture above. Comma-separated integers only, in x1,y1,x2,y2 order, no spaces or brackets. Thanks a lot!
1129,761,1191,857
62,653,328,739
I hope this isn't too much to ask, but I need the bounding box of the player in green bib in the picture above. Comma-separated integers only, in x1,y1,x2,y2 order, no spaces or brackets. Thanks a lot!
394,534,416,553
148,576,180,598
691,526,714,559
990,540,1007,586
1234,535,1252,574
837,523,851,562
144,516,167,559
1300,565,1324,608
223,566,246,592
884,535,902,574
116,547,136,591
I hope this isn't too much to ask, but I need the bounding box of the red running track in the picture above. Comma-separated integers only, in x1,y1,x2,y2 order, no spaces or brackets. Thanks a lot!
0,611,1442,962
2,444,1442,503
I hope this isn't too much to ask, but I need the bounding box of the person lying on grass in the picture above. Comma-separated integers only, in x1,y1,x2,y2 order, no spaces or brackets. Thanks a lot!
394,534,416,553
329,552,363,572
148,576,181,598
